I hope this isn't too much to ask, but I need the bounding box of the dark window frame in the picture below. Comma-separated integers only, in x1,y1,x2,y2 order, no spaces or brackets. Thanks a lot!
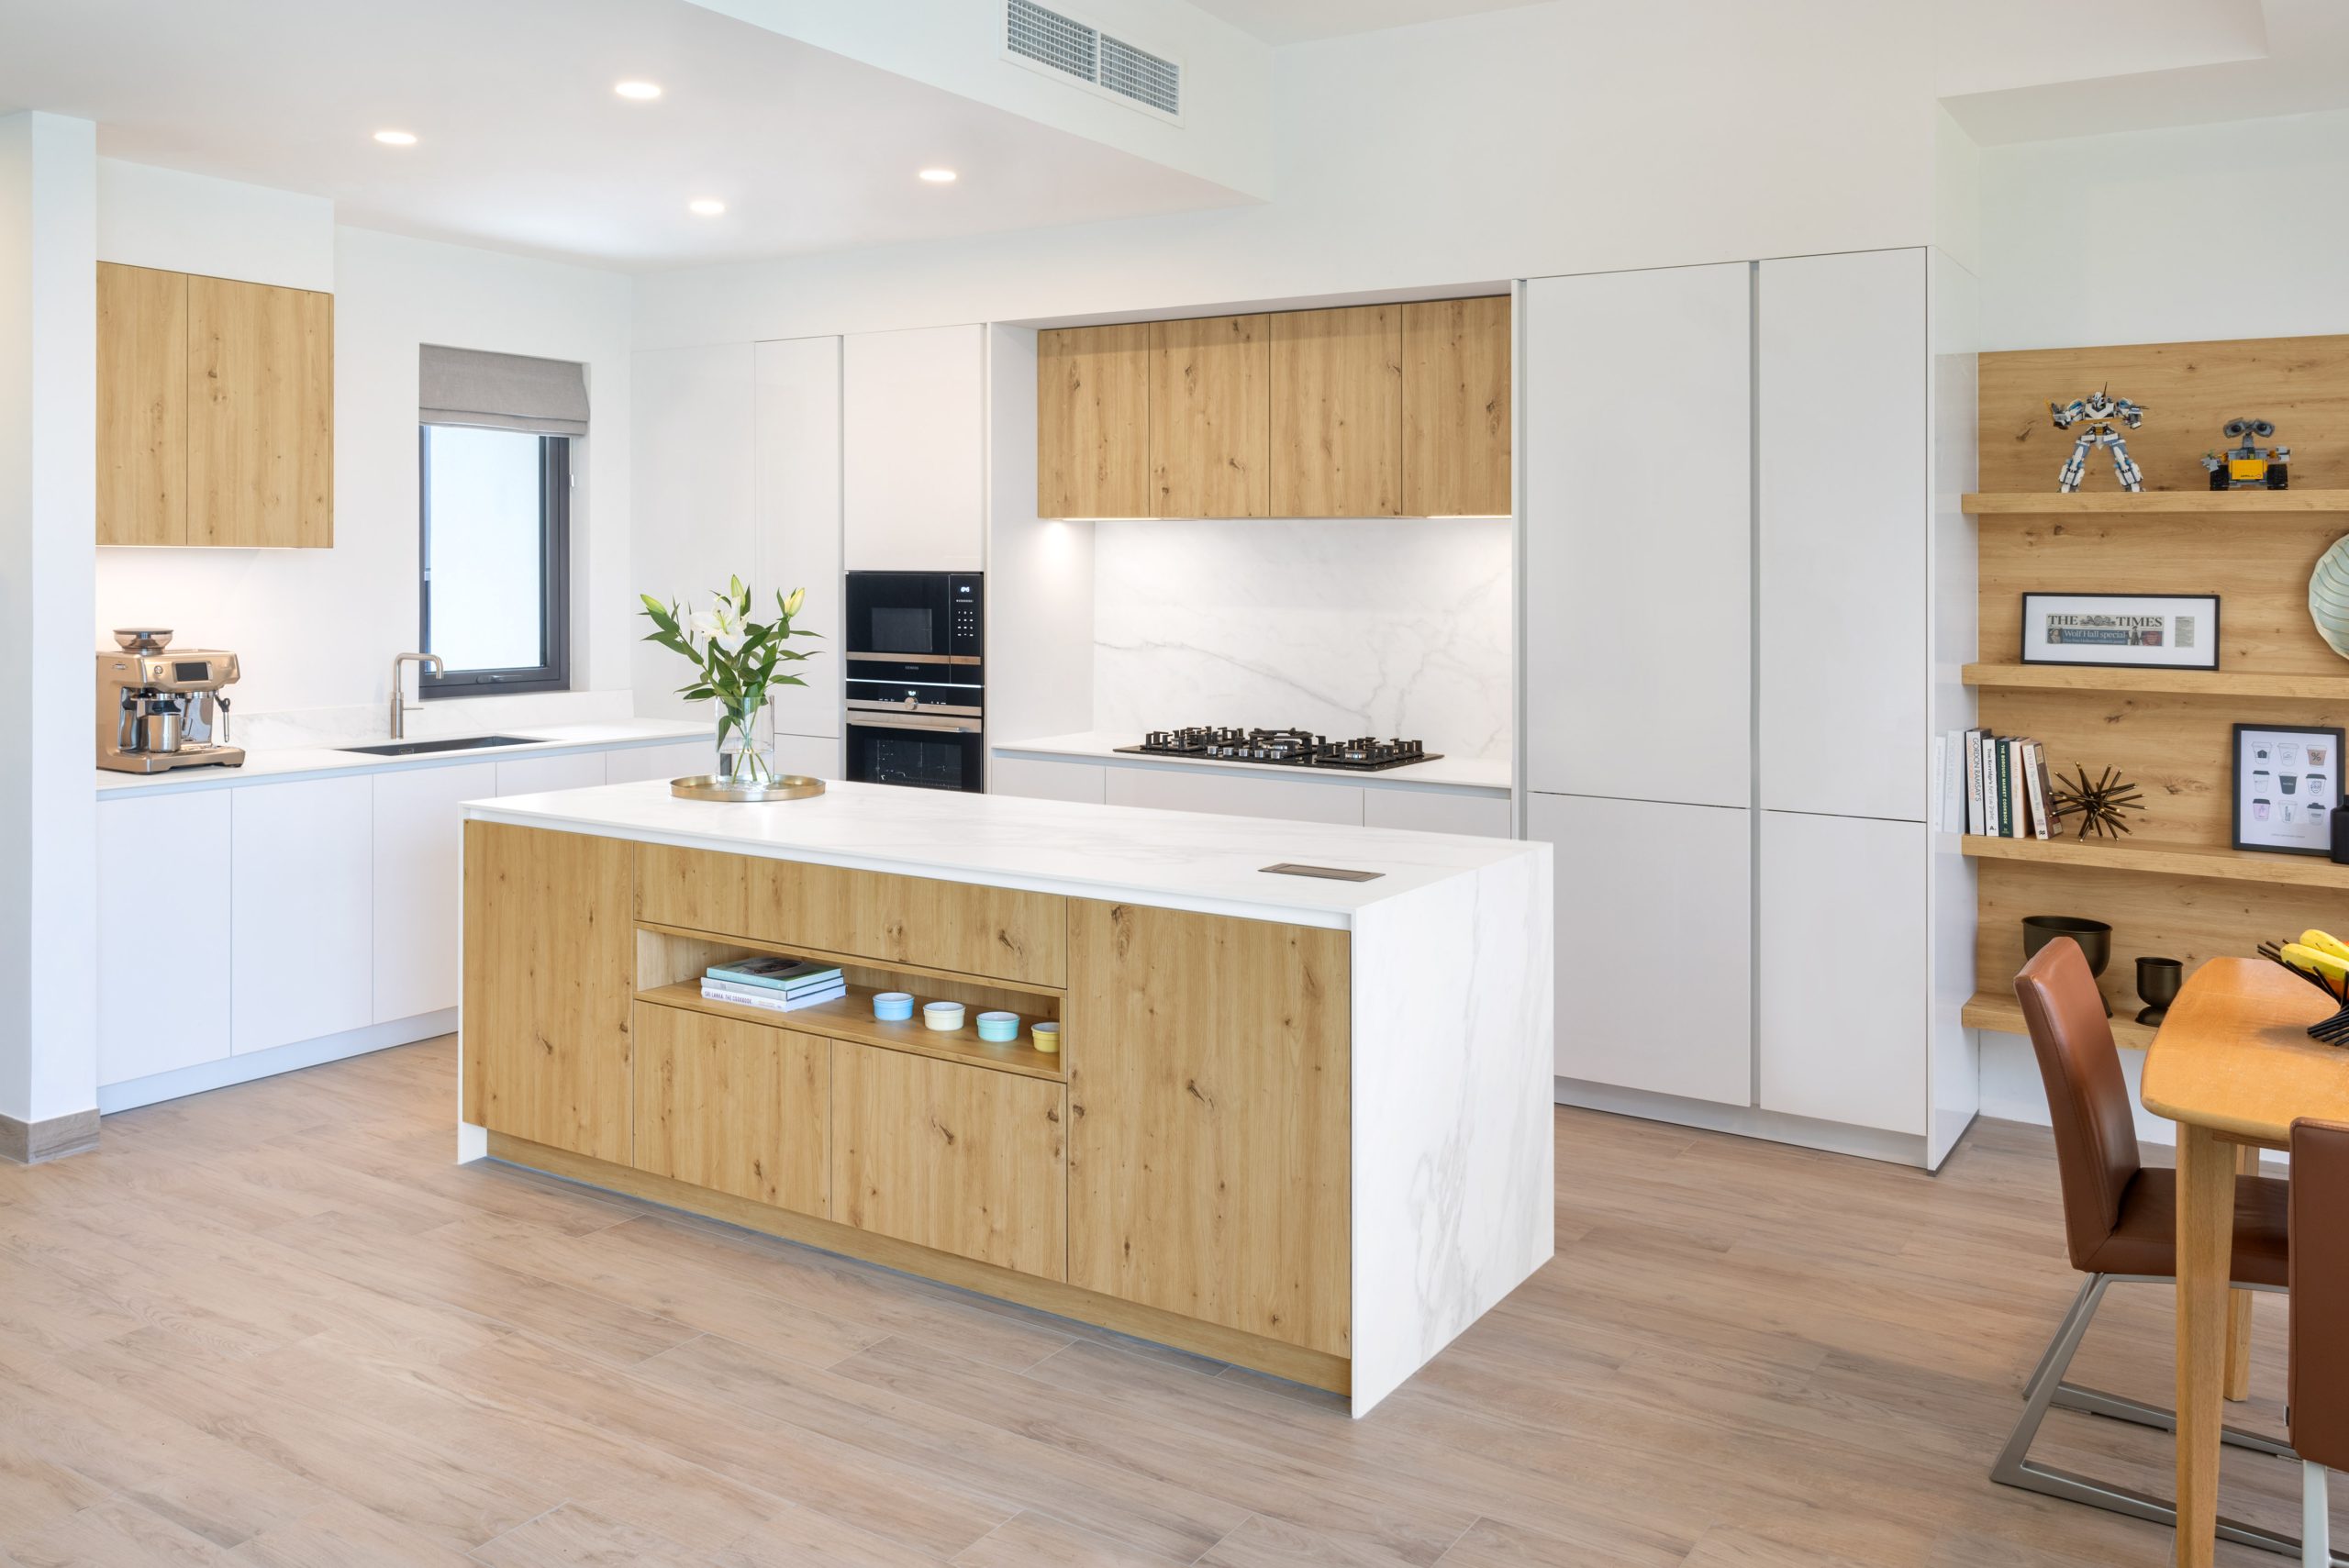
417,425,572,698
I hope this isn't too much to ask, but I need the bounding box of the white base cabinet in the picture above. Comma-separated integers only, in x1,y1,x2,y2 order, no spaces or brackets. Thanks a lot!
96,790,233,1084
1530,793,1753,1106
1105,765,1364,826
1757,810,1927,1135
372,762,495,1023
230,776,373,1055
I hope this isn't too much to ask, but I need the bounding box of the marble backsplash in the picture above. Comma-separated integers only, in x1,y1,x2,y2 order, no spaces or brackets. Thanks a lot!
1091,517,1514,760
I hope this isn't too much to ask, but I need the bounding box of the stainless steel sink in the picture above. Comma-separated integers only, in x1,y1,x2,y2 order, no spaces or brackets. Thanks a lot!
338,735,539,757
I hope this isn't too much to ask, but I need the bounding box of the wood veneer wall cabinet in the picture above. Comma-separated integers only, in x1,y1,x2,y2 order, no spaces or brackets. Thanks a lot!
96,262,189,547
96,263,334,548
1149,313,1270,517
189,274,334,548
1270,304,1404,518
636,843,1066,988
631,1001,829,1217
1063,898,1352,1356
1036,322,1150,518
461,822,634,1163
830,1039,1067,1279
1402,295,1511,517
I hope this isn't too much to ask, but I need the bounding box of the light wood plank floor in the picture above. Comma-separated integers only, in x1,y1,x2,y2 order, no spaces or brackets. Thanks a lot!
0,1035,2332,1566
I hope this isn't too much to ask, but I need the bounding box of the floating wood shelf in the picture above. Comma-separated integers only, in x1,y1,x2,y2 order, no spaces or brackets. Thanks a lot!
1963,490,2349,516
1963,664,2349,700
1962,834,2349,890
1963,990,2158,1049
635,981,1066,1083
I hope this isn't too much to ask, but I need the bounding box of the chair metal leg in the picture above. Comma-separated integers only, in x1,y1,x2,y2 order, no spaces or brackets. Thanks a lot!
2052,1382,2298,1460
2311,1463,2334,1568
1993,1274,2347,1562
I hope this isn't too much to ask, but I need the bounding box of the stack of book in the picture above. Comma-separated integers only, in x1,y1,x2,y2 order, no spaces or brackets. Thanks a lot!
1933,728,2054,839
701,955,847,1014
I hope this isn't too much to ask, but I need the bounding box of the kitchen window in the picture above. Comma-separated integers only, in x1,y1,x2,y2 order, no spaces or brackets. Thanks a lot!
416,345,588,697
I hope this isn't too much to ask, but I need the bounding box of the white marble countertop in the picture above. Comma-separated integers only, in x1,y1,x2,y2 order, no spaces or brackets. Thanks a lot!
95,719,708,798
993,730,1513,795
467,777,1542,928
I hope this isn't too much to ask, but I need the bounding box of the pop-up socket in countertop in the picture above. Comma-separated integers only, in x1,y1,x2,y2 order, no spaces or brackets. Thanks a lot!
1261,862,1384,882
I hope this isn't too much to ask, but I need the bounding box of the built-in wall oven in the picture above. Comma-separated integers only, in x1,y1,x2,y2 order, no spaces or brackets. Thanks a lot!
844,571,985,793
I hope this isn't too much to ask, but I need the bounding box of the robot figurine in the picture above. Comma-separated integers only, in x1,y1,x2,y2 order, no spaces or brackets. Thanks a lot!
2049,387,2147,493
2201,418,2290,490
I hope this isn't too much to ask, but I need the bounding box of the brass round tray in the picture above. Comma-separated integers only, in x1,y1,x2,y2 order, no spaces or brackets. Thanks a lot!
669,773,826,803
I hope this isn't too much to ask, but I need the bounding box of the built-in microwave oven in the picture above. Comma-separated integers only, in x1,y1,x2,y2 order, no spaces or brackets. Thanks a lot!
844,572,985,792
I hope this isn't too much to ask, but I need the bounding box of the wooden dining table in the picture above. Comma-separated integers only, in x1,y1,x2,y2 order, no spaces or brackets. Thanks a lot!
2141,956,2349,1567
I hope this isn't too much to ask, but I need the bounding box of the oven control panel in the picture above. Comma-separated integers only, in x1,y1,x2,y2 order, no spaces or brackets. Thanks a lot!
949,573,982,659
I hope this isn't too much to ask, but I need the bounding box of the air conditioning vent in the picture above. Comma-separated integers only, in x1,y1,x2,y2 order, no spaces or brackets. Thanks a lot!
1099,34,1180,116
1006,0,1181,120
1008,0,1098,83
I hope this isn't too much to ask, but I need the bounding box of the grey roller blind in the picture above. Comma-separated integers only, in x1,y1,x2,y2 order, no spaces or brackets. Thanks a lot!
419,344,589,437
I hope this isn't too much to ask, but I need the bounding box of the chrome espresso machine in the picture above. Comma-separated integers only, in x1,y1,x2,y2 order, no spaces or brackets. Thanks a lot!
97,628,244,773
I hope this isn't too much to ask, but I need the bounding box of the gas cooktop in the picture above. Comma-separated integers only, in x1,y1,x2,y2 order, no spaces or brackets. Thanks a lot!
1115,727,1442,772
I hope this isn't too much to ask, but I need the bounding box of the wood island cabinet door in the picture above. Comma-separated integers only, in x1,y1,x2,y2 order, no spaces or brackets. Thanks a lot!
1270,305,1401,518
1037,323,1150,519
462,821,634,1162
188,273,333,549
1149,313,1269,518
96,261,189,547
829,1040,1066,1279
633,1003,829,1217
1402,295,1511,517
1065,900,1351,1355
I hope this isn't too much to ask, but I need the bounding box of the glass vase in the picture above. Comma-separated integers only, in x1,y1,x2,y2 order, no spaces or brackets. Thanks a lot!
715,695,774,786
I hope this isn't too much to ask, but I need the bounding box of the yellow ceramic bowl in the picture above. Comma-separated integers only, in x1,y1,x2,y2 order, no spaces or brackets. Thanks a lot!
1030,1020,1061,1053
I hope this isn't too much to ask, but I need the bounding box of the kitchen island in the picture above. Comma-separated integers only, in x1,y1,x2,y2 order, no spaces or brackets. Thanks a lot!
457,779,1553,1414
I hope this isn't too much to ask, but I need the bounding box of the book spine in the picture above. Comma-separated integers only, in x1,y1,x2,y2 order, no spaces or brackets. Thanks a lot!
2021,741,2045,839
702,980,848,1013
1965,729,1985,836
705,971,844,996
2032,747,2057,840
1997,739,2013,836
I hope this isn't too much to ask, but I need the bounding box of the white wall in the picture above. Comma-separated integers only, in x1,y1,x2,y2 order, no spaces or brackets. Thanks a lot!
1981,106,2349,351
1090,518,1514,757
0,113,99,1130
91,163,638,747
635,0,1938,349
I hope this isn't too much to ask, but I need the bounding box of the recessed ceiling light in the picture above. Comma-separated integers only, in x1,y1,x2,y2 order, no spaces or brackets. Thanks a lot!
615,81,662,101
373,129,417,146
918,167,958,183
688,198,727,216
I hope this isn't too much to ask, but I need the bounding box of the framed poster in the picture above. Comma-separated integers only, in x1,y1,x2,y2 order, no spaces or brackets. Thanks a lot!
2021,593,2221,670
2232,723,2344,855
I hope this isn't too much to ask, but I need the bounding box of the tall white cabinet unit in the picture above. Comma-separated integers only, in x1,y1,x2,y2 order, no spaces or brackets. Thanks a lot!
1525,247,1978,1168
756,336,845,771
842,325,985,572
1522,262,1754,1109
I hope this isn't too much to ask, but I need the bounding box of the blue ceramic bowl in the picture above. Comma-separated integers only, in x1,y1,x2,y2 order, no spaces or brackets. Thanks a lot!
975,1010,1019,1043
872,991,914,1022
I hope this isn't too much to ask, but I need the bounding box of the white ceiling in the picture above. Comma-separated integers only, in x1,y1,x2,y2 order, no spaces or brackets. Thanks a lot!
1943,0,2349,144
0,0,1252,271
1184,0,1553,44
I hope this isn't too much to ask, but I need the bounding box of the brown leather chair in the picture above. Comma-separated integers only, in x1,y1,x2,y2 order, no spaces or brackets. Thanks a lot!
1997,938,2308,1559
2291,1118,2349,1567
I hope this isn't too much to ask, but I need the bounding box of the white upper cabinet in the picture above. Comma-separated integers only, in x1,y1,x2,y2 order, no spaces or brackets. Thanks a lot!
1523,264,1752,807
755,336,844,739
230,775,372,1055
631,343,757,723
97,789,233,1086
843,325,985,572
372,762,494,1024
1758,249,1928,822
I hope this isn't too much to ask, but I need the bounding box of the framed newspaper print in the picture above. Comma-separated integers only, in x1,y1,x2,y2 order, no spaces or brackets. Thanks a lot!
2233,723,2343,855
2020,592,2221,671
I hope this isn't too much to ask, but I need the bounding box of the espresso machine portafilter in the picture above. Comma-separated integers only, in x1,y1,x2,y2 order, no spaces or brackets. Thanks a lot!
96,629,245,774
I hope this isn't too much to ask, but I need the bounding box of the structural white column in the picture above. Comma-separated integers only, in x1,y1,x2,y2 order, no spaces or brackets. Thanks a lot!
0,111,100,1161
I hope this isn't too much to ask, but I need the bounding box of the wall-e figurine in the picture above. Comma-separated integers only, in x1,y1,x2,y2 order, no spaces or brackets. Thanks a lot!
2202,417,2290,490
2049,388,2147,493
